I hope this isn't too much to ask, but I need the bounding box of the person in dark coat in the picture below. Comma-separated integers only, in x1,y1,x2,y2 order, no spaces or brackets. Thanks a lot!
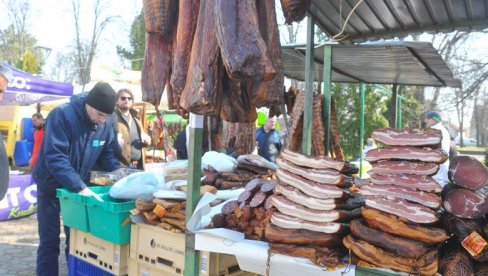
33,82,121,276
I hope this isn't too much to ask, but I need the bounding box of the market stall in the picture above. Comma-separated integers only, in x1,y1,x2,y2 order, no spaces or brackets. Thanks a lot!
56,1,488,275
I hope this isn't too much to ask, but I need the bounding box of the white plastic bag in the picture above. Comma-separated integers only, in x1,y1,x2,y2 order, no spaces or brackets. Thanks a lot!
109,171,164,200
201,151,237,173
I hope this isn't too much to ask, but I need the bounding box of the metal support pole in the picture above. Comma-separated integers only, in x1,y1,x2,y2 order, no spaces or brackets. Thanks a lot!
391,84,398,129
359,83,365,178
397,97,403,129
184,113,203,276
302,15,314,155
322,46,332,157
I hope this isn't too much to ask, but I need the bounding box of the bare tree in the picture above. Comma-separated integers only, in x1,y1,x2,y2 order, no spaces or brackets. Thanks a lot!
0,0,37,64
70,0,117,86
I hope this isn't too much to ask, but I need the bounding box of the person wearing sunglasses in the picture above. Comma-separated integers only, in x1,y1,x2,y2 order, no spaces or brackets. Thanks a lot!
112,88,151,169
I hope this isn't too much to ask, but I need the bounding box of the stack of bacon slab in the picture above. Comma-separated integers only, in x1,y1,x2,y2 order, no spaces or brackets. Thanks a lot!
263,149,364,268
344,128,450,275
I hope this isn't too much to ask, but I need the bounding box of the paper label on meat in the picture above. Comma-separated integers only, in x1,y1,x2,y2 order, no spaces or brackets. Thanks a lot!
462,231,487,257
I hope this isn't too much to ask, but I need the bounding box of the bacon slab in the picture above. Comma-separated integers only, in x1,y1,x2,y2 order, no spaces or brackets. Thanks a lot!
370,173,442,193
280,149,345,172
365,196,439,224
274,184,337,210
270,212,349,234
365,146,448,164
360,184,441,209
276,158,344,185
369,160,439,176
271,196,360,223
276,169,344,199
371,128,442,147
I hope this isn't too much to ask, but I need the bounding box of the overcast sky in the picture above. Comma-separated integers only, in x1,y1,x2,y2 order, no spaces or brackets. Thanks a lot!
0,0,142,72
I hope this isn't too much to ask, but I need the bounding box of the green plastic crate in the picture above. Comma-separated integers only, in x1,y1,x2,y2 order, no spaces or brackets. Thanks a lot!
86,188,135,245
56,188,90,232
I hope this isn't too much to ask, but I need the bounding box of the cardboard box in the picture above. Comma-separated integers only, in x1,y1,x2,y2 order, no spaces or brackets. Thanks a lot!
69,228,130,275
130,223,256,275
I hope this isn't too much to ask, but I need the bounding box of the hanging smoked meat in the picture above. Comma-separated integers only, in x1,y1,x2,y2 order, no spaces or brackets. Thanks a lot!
312,94,325,156
170,0,200,105
141,32,174,108
179,0,223,117
286,90,304,152
142,0,178,35
214,0,275,81
224,122,256,155
220,75,257,123
329,97,344,161
280,0,311,25
253,0,284,108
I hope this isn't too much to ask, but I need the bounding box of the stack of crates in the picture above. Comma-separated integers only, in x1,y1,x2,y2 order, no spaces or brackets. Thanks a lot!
129,223,256,276
57,186,135,276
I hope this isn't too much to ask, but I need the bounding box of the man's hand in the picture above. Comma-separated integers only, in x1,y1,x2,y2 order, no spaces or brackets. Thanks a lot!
79,187,104,202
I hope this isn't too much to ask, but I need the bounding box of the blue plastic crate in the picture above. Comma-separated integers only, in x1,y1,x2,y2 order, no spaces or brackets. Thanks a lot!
68,255,116,276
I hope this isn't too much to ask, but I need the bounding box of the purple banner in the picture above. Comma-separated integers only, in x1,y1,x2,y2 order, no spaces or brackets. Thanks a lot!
0,62,73,105
0,174,37,221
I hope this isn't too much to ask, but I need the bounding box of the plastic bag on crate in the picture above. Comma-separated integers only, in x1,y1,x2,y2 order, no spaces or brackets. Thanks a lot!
109,171,164,200
201,151,237,173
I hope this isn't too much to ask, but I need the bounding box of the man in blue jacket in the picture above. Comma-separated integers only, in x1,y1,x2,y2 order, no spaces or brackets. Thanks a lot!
33,82,121,276
256,117,282,162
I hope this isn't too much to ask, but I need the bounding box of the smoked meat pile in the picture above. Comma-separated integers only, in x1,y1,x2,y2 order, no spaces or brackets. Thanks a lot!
267,149,364,268
141,0,293,123
347,128,450,275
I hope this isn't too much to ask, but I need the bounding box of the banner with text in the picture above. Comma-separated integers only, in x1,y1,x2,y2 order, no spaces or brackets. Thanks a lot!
0,175,37,221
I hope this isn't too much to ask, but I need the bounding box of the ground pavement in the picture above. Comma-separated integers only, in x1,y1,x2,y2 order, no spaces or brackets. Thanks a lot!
0,215,68,276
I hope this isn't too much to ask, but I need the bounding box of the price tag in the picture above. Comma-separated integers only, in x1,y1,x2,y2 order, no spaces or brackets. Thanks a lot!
462,231,487,257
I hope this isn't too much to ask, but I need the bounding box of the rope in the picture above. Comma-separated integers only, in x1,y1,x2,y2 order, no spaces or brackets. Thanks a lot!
332,0,365,41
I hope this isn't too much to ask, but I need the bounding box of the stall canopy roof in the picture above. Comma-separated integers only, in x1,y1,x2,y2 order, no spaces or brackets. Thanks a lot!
309,0,488,44
282,41,461,87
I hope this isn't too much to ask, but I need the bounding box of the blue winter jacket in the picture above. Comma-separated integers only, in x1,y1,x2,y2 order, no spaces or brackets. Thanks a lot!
33,94,120,196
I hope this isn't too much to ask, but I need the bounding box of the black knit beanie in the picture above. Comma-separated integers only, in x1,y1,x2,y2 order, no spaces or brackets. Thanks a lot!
85,82,116,114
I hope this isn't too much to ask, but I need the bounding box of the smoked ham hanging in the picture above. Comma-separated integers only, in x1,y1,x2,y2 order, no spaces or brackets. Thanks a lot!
141,32,174,108
170,0,201,103
214,0,275,81
253,0,284,107
179,0,223,116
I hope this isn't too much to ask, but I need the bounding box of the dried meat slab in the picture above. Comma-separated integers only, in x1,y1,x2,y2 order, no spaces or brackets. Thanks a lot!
360,184,441,209
449,156,488,190
170,0,201,99
365,196,439,224
215,0,275,81
142,32,173,108
443,186,488,219
371,128,442,147
365,146,448,164
180,0,223,116
253,0,284,107
369,160,439,176
369,173,442,193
